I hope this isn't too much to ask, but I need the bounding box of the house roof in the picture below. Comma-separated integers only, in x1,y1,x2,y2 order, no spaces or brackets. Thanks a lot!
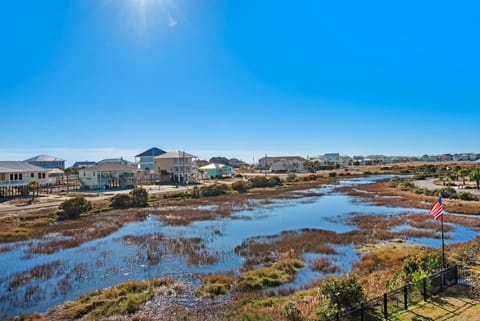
135,147,166,158
72,161,97,167
199,163,228,170
83,163,138,172
24,154,65,162
47,168,65,174
97,158,136,166
0,161,47,173
155,151,197,159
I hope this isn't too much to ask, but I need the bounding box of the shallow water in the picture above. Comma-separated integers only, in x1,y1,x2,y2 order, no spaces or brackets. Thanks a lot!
0,175,478,317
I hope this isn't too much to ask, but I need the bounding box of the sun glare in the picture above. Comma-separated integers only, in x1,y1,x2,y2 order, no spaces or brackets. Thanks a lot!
129,0,178,30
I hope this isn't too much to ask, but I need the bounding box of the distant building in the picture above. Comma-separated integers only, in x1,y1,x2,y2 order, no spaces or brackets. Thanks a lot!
78,163,137,190
72,161,97,168
135,147,166,172
97,157,137,168
199,163,235,179
25,155,65,170
270,159,305,173
258,156,306,170
154,151,198,183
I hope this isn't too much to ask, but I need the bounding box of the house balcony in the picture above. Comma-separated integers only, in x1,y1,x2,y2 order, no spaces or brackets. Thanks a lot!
0,180,28,187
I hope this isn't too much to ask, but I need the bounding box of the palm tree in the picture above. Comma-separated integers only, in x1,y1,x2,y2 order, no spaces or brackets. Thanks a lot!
28,180,39,203
458,168,470,187
470,167,480,190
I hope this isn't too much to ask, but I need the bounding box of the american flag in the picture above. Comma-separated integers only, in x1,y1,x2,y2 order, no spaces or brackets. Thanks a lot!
429,194,443,220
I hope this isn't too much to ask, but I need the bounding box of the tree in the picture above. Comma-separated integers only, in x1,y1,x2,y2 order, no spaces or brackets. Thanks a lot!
58,197,92,220
458,168,470,186
28,180,39,203
130,187,149,207
470,167,480,190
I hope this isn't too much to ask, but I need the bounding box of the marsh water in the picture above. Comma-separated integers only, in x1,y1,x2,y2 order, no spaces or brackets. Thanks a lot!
0,175,478,317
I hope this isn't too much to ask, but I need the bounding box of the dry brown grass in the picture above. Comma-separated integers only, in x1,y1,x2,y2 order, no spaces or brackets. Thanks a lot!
235,229,367,270
310,257,339,273
337,180,480,214
117,233,217,266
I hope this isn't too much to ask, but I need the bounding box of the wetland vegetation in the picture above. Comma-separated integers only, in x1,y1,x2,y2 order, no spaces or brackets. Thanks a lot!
1,165,479,320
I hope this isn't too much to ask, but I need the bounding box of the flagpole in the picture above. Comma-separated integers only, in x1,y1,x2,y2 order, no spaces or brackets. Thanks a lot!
441,213,445,269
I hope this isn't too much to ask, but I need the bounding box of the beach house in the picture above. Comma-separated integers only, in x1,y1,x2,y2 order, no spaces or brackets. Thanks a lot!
78,163,137,190
154,151,198,183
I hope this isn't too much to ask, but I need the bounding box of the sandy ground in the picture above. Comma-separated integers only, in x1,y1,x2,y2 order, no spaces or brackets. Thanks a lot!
413,178,480,195
0,184,189,215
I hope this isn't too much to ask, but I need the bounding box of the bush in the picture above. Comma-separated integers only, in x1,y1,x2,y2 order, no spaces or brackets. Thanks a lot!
58,197,92,220
232,180,252,193
286,172,297,182
319,274,366,312
130,187,149,207
439,187,457,199
199,183,230,197
110,194,132,209
457,192,477,201
248,176,283,188
328,172,337,177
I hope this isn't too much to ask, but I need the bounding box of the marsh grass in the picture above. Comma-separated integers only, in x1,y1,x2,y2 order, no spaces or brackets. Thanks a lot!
197,272,234,298
337,180,480,214
235,229,365,269
56,278,173,320
9,260,62,288
310,257,339,273
118,233,218,266
237,259,305,290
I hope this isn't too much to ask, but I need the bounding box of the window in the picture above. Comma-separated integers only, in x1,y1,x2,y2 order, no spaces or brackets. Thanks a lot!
93,171,95,176
10,174,13,181
42,173,46,179
19,174,23,180
38,173,41,179
14,174,18,180
31,173,34,178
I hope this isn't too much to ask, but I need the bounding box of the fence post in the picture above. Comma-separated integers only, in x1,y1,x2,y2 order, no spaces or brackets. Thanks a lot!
423,277,427,302
403,285,408,310
383,293,388,320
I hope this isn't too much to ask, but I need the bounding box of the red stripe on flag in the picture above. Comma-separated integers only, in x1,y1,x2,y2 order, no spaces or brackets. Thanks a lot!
429,200,442,220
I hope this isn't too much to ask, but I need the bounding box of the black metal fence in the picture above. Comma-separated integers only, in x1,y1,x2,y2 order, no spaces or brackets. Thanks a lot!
331,265,460,321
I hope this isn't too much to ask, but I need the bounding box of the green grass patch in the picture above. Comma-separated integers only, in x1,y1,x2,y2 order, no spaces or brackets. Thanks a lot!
59,278,173,320
238,259,305,290
197,272,233,298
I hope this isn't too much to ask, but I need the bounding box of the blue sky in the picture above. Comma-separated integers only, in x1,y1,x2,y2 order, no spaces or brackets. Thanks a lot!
1,0,479,165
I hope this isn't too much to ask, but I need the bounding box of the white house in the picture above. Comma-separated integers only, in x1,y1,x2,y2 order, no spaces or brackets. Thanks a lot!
0,162,50,198
78,163,138,190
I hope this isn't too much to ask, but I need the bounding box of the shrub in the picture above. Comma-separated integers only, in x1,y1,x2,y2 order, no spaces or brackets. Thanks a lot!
199,183,230,197
110,194,132,209
130,187,149,207
286,172,297,182
457,192,477,201
58,197,92,220
319,274,366,312
328,172,337,177
248,176,282,188
439,187,457,199
232,180,252,193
